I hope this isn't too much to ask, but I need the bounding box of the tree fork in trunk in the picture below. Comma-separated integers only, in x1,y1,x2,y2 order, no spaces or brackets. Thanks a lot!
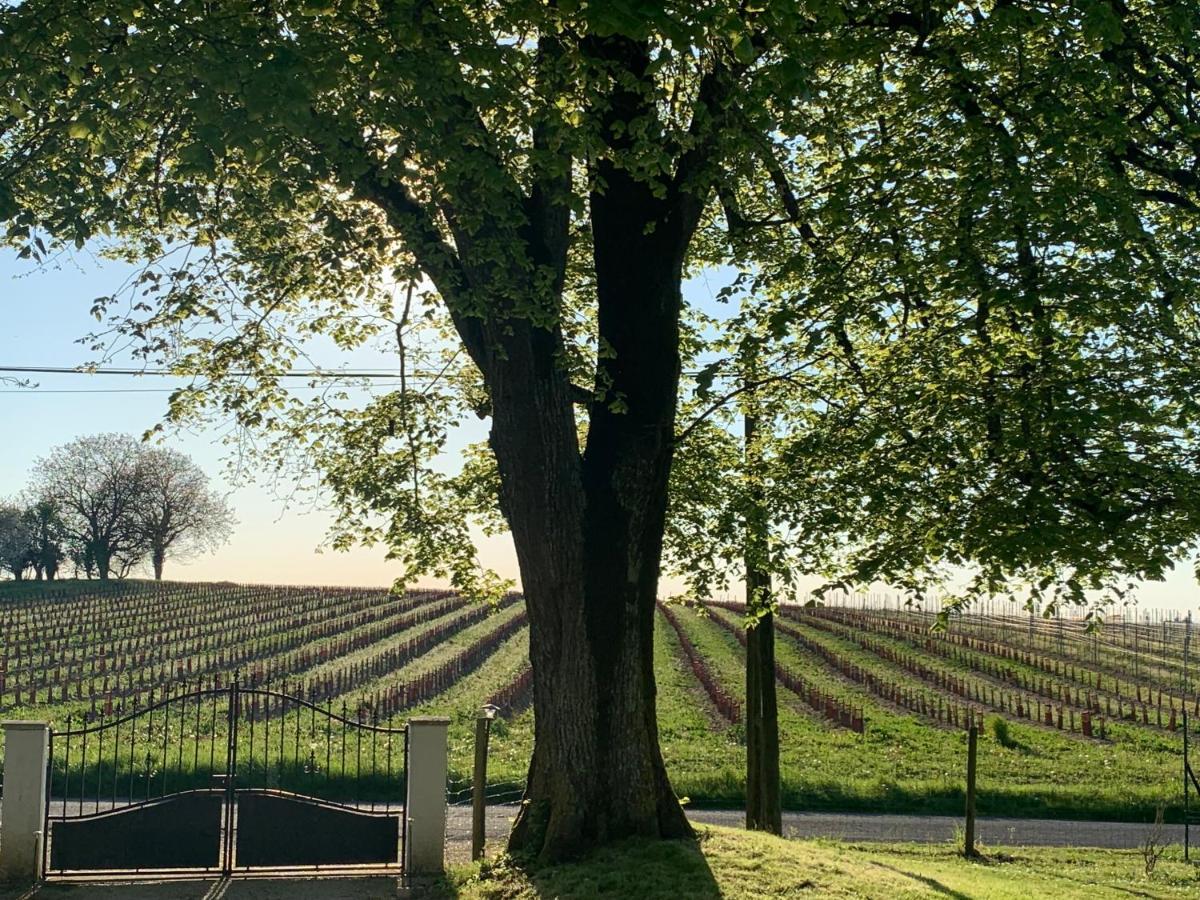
355,28,728,861
490,316,693,859
498,171,698,860
461,252,693,860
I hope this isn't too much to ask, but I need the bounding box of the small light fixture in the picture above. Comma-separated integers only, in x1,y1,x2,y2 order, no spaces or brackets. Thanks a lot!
481,703,500,720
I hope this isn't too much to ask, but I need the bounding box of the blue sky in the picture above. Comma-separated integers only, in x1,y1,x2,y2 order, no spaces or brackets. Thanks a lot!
0,247,518,587
2,247,1197,614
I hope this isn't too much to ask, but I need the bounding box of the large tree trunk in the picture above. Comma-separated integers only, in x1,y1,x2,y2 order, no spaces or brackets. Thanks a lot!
492,137,697,861
365,31,718,861
505,521,689,862
152,545,165,580
487,299,691,860
95,546,111,581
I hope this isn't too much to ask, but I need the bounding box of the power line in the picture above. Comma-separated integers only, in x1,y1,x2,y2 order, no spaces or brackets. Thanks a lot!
0,364,418,379
0,384,406,395
1,362,729,381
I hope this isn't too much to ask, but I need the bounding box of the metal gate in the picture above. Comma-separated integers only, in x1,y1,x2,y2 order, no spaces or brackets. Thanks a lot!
43,678,409,877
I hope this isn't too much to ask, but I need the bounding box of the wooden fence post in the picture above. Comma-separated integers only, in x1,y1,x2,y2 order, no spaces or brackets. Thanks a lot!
964,724,979,858
472,704,498,861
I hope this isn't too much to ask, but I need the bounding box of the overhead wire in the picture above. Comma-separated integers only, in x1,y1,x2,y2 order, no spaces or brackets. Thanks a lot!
0,364,427,379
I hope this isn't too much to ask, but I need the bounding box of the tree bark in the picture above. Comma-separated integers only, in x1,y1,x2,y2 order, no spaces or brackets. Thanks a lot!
745,610,781,832
152,545,165,580
357,30,720,861
487,281,693,859
495,148,697,861
95,546,111,581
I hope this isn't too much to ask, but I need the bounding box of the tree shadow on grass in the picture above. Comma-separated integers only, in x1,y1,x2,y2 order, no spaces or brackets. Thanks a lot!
6,876,421,900
867,863,971,900
449,835,723,900
1046,872,1164,899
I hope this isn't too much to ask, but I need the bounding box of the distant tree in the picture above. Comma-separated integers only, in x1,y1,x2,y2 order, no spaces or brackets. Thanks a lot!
0,502,34,580
135,447,234,580
32,434,148,581
22,497,65,580
67,542,96,580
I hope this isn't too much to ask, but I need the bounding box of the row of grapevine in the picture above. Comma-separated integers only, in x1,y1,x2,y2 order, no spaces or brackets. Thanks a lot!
1,583,453,688
805,607,1196,731
699,604,864,733
487,665,534,713
0,591,472,707
832,602,1191,695
76,605,528,728
52,596,524,722
1,582,436,660
658,603,741,724
932,608,1192,683
767,608,1095,737
706,603,989,733
300,610,529,719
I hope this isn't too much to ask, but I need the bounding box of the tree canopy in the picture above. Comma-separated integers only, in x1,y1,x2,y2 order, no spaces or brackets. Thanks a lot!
26,434,233,581
663,1,1200,614
4,0,1200,857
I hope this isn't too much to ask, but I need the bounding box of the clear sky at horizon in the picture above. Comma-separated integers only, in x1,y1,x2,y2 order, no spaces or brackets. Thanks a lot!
3,246,1198,615
0,246,523,589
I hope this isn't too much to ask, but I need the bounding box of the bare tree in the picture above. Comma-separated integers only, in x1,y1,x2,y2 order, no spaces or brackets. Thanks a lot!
134,448,234,580
31,434,149,581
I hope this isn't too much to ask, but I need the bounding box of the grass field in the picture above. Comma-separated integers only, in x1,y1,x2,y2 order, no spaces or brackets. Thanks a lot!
447,826,1200,898
0,580,1194,825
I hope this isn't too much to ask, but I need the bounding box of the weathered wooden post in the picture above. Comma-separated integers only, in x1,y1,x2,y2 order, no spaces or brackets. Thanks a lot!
0,721,50,883
744,366,782,836
406,716,450,875
472,703,499,861
964,723,979,858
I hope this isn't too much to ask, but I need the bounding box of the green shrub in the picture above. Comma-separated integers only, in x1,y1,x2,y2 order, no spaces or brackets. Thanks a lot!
989,716,1017,749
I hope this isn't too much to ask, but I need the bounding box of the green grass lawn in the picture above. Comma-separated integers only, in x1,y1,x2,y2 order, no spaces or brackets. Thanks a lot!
445,825,1200,899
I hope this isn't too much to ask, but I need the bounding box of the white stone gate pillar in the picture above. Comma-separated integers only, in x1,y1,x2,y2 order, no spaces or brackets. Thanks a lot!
0,721,49,883
405,716,450,874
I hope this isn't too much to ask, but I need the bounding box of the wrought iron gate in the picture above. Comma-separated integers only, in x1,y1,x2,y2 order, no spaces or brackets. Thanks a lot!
43,678,409,877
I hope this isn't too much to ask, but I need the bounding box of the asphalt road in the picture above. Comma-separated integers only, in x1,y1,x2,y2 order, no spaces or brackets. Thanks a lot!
449,803,1184,859
4,800,1181,860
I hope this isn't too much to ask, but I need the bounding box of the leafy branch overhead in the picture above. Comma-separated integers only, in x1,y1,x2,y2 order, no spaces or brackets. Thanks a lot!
666,1,1200,615
5,0,1200,859
4,1,1200,609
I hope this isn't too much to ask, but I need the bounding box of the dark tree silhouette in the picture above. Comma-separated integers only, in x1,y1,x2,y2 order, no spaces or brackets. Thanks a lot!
32,434,148,581
0,502,33,580
22,497,65,580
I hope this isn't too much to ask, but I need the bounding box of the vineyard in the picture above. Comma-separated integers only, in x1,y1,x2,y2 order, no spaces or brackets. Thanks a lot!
0,580,1194,823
